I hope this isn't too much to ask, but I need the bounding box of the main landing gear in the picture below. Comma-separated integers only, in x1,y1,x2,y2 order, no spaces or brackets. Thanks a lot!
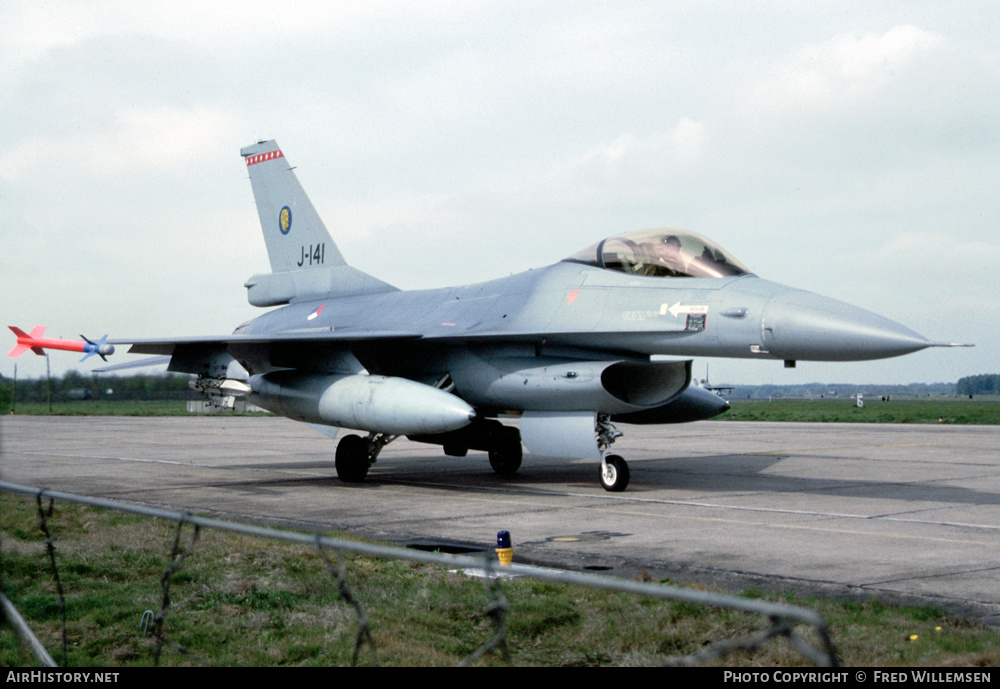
411,417,523,479
487,429,523,478
597,414,629,492
335,414,631,492
335,432,396,483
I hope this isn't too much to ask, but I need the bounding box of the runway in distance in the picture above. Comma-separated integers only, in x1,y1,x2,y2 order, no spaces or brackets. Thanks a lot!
8,140,967,491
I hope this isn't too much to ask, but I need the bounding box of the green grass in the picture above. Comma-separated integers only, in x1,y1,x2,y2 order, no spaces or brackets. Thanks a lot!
7,401,266,416
715,399,1000,424
2,496,999,667
7,398,999,424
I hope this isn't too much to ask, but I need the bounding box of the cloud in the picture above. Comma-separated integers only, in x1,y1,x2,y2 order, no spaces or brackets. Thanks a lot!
575,118,707,181
746,25,944,119
0,105,236,183
865,231,1000,283
2,6,997,385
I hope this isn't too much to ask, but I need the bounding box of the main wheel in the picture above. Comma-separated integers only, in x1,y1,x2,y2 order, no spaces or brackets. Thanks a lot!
599,454,630,492
335,434,371,483
488,438,522,477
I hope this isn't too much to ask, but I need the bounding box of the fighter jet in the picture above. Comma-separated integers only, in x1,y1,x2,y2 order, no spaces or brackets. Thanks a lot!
9,140,963,491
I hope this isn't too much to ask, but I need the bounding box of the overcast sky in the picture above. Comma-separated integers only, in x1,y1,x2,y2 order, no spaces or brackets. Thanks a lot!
2,1,996,386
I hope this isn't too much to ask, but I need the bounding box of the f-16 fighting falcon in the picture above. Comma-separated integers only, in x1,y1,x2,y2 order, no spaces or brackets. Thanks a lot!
9,140,966,491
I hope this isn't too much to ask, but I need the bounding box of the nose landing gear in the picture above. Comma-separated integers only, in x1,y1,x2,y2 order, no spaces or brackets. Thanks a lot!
597,414,629,492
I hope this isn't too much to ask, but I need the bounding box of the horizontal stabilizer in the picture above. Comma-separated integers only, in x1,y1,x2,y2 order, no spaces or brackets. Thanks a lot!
93,355,172,373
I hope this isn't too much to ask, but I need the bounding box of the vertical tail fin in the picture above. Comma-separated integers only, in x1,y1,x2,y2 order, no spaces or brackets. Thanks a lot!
240,140,396,306
241,140,346,273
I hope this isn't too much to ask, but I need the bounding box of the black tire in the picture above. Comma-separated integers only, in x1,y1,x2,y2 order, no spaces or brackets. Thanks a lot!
599,454,630,492
336,434,371,483
488,438,522,477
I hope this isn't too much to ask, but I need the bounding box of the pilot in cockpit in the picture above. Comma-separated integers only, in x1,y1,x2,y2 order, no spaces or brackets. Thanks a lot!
635,234,689,277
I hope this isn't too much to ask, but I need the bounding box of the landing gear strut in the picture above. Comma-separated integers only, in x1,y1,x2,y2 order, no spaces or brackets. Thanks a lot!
597,414,629,492
335,432,396,483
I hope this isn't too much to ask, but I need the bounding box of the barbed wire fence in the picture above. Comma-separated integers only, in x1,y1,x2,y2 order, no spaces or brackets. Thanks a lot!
0,480,838,667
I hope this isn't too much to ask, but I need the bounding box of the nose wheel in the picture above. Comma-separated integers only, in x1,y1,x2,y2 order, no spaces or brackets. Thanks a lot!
597,414,629,491
599,454,630,492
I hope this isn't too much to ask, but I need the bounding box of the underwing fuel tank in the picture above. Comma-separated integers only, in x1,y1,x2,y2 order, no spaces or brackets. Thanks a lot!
248,371,476,436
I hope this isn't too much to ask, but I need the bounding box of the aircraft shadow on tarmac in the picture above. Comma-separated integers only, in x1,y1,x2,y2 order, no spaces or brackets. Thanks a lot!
628,452,1000,507
219,450,1000,508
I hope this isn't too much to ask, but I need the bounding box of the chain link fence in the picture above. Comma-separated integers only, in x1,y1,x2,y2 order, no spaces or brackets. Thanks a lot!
0,480,838,667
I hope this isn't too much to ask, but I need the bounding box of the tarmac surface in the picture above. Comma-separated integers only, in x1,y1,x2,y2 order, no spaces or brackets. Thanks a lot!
3,415,999,624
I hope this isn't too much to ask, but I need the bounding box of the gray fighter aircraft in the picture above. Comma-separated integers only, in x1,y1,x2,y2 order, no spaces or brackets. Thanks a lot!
12,140,962,491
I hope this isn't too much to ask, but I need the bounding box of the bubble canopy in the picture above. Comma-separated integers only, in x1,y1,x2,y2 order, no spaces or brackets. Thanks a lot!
563,228,753,279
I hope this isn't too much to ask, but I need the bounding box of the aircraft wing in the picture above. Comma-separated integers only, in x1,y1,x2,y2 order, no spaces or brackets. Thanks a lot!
110,325,685,379
107,330,424,377
111,330,423,356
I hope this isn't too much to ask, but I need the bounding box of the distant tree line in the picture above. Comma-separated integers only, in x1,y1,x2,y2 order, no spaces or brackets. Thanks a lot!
0,370,192,407
957,374,1000,396
727,381,957,400
1,371,993,414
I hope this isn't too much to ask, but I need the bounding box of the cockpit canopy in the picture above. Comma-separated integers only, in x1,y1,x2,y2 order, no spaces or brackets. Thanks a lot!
563,228,752,279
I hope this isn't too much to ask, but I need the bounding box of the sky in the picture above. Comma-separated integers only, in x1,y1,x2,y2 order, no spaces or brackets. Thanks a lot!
1,1,996,386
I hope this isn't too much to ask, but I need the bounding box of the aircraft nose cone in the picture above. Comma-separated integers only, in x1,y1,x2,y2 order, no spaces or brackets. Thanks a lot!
762,290,931,361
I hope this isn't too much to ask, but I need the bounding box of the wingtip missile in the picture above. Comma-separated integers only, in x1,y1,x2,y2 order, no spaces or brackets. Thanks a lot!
79,334,115,362
7,326,115,362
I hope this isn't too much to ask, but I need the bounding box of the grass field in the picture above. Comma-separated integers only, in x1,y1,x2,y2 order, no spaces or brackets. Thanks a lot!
7,398,1000,424
2,497,999,667
4,397,998,665
716,398,1000,424
6,400,251,416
